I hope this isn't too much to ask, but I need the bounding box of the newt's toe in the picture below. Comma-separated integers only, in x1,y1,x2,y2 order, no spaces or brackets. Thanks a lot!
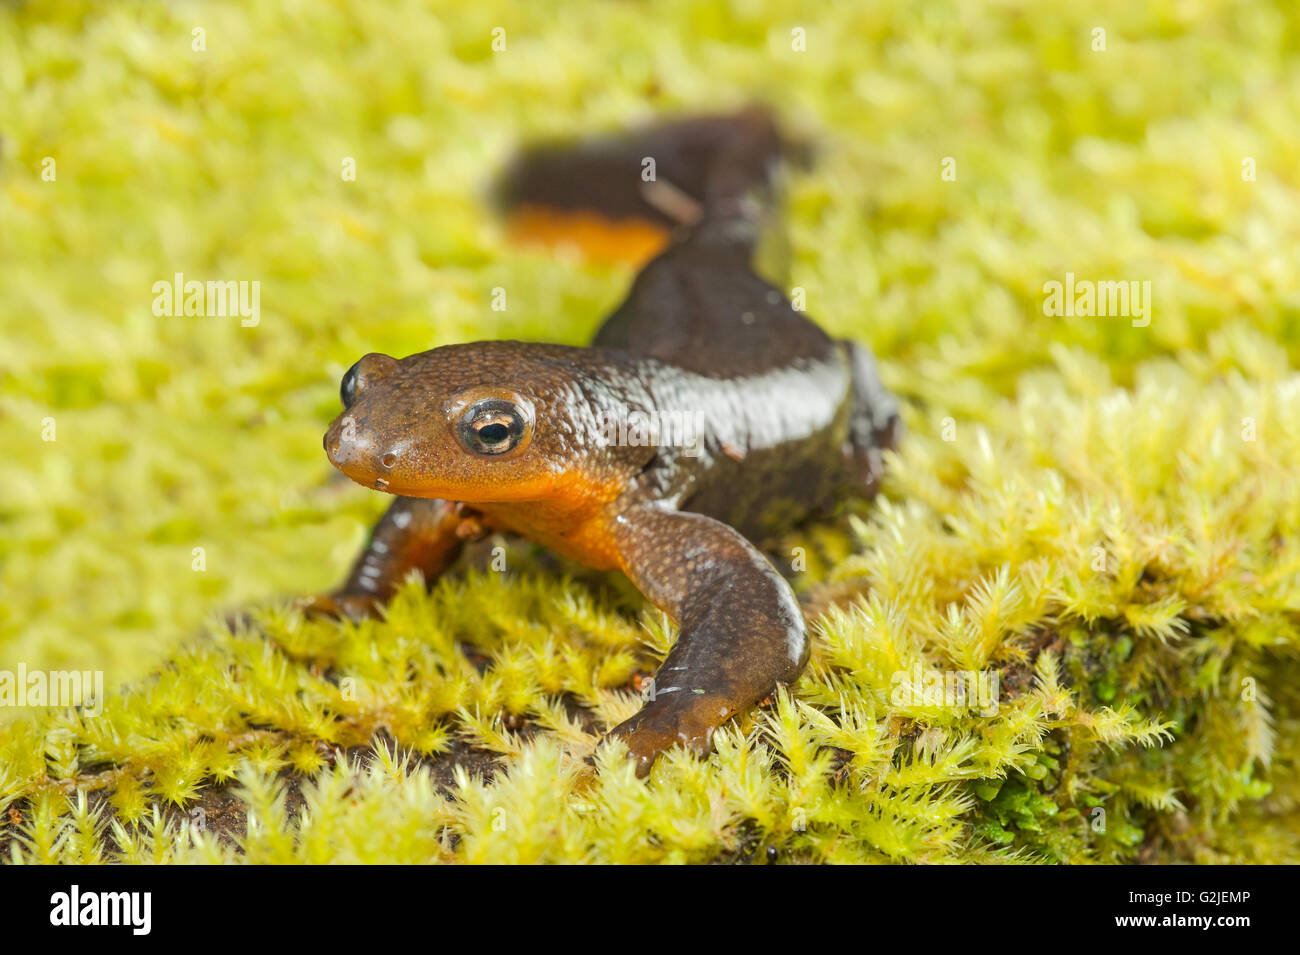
299,591,383,623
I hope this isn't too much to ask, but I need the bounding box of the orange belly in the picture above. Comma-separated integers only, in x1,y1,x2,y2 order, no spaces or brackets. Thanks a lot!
480,498,624,571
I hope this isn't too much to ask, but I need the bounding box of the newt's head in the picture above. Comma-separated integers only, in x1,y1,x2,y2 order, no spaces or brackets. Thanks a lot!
324,341,635,503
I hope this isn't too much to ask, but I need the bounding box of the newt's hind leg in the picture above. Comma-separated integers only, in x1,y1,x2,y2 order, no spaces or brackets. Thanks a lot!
304,497,481,621
604,504,809,776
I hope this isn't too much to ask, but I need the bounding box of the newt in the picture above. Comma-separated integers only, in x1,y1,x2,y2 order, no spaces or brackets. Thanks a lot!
311,108,901,775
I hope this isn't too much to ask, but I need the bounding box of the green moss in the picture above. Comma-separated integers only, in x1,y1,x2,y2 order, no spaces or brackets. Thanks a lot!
3,0,1299,863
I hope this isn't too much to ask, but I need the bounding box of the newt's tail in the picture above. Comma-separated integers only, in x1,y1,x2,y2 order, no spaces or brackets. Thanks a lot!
496,106,806,267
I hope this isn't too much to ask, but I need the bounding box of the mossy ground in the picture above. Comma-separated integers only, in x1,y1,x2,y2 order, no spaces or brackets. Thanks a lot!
2,0,1299,863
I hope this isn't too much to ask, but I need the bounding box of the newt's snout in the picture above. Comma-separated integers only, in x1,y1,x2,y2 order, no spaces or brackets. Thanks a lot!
324,413,403,490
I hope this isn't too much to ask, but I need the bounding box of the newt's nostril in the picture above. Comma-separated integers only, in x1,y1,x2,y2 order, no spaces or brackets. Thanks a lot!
380,452,398,469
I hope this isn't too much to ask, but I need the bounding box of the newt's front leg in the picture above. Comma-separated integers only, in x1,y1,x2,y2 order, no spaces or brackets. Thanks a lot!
606,505,809,776
305,496,478,620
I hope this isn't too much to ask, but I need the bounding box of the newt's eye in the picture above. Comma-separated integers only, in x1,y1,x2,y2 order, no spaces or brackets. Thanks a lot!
458,398,528,456
339,353,398,411
340,362,361,409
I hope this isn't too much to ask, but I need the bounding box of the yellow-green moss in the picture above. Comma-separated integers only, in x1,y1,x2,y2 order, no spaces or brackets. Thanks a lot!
2,0,1298,863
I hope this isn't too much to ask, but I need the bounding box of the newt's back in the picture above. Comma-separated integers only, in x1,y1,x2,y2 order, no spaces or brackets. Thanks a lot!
503,107,901,543
594,228,859,542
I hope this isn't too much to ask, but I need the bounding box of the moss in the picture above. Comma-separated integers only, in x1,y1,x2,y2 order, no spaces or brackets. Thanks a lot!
2,0,1299,863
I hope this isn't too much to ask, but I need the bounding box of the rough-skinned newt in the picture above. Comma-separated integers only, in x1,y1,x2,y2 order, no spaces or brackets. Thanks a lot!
311,108,901,775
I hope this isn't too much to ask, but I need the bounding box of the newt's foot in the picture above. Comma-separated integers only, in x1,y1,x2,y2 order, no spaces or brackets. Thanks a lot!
605,696,731,778
299,591,384,623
